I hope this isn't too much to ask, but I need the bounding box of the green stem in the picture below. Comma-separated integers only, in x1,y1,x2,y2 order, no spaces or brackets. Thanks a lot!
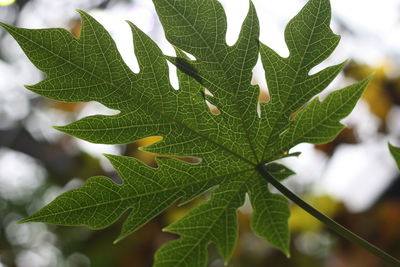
256,164,400,267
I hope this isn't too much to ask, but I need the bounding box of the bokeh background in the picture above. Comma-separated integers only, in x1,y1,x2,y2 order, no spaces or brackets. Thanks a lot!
0,0,400,266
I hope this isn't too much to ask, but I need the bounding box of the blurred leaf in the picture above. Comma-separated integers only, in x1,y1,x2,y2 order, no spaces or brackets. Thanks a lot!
50,101,84,112
345,61,400,130
315,127,358,156
290,195,342,232
69,19,82,38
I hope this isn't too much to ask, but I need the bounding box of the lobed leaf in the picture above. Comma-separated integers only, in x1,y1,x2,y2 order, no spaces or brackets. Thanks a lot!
1,0,370,266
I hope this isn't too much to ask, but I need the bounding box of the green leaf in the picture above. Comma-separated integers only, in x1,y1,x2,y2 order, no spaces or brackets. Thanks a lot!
1,0,369,266
155,174,248,266
248,174,291,256
389,143,400,170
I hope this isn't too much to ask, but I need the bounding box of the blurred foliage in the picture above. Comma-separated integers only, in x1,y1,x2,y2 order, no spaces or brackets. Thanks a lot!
315,127,358,156
290,195,343,233
344,61,400,132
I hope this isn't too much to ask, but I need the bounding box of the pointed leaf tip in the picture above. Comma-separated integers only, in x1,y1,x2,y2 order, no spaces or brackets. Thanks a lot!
76,9,88,17
52,125,68,134
0,22,10,30
102,153,114,159
17,218,28,224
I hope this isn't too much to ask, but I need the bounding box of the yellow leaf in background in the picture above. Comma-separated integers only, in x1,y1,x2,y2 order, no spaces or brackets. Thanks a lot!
0,0,15,6
290,195,342,232
344,61,400,130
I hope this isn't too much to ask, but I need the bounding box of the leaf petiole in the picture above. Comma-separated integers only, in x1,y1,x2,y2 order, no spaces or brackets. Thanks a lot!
256,164,400,267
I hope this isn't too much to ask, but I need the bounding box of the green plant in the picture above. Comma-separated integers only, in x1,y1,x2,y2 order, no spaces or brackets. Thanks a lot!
1,0,399,266
390,144,400,169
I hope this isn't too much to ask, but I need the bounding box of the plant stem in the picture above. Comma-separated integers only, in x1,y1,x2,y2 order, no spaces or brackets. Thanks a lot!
256,164,400,267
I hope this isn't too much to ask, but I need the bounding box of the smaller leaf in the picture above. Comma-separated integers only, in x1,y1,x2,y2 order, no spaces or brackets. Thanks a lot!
266,163,295,181
389,143,400,170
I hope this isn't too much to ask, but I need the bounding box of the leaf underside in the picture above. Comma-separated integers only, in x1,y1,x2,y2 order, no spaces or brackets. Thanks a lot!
1,0,369,266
